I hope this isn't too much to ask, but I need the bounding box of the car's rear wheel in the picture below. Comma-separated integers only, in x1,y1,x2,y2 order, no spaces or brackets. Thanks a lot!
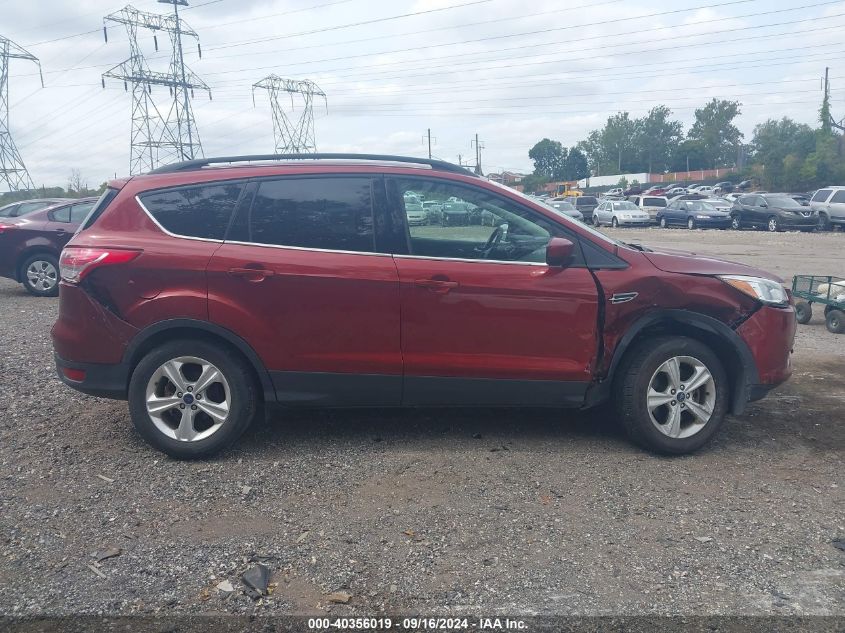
730,214,741,230
614,336,728,455
794,300,813,324
21,253,60,297
128,340,259,459
826,309,845,334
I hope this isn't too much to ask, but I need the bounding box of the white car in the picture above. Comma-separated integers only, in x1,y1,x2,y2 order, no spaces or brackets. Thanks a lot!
663,187,688,199
627,195,668,222
603,187,625,199
724,192,742,202
704,197,733,212
697,186,716,196
592,200,652,227
809,186,845,231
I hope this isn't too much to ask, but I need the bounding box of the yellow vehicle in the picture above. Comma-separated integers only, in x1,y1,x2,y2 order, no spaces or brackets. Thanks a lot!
553,181,582,198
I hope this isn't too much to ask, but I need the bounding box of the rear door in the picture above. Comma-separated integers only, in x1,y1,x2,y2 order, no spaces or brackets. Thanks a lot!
827,189,845,221
207,175,402,406
387,176,600,406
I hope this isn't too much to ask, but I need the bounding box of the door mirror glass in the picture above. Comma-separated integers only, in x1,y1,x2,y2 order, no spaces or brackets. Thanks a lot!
546,237,574,267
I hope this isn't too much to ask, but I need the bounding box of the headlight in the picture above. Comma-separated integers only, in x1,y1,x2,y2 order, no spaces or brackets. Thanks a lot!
621,214,632,219
718,275,788,305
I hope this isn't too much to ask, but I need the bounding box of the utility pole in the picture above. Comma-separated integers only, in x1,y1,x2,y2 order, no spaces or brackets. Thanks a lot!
457,153,462,166
252,76,326,153
103,3,210,174
471,133,484,176
0,36,42,191
422,128,435,159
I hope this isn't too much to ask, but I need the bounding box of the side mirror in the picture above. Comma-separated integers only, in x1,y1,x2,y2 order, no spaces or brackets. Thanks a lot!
546,237,575,267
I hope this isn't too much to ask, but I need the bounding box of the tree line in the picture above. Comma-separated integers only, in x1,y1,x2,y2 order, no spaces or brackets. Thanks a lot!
525,97,844,192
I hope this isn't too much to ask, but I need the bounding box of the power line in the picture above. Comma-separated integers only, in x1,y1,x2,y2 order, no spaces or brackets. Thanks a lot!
252,76,326,153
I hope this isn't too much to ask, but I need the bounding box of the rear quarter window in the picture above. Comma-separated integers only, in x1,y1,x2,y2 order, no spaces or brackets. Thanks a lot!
138,183,244,240
81,188,120,230
830,190,845,203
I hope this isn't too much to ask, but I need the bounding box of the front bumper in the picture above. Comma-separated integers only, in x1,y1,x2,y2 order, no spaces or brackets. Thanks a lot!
617,218,652,226
779,215,818,229
736,304,796,389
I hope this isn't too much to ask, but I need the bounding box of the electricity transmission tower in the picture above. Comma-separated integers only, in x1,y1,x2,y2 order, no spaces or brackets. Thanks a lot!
252,76,326,153
0,36,42,191
102,2,210,174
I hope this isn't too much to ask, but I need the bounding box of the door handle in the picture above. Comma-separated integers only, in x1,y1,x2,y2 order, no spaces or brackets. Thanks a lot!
228,267,274,282
55,229,67,234
414,278,459,294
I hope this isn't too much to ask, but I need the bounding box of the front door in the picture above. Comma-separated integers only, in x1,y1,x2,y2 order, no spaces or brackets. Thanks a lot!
387,176,600,406
208,175,402,406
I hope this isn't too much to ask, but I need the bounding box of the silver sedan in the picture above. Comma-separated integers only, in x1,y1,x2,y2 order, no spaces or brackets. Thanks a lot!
592,200,652,227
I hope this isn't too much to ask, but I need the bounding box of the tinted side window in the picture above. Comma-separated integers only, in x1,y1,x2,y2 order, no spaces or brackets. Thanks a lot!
245,177,375,253
70,202,95,223
139,183,244,240
52,206,71,222
812,189,832,202
831,190,845,203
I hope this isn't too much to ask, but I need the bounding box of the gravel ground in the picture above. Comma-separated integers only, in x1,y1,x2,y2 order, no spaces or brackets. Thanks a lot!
0,228,843,622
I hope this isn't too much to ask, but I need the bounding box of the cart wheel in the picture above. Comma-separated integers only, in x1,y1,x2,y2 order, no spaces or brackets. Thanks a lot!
826,309,845,334
794,301,813,324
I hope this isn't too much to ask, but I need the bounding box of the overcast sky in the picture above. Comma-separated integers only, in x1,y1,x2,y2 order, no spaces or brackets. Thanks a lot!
2,0,844,189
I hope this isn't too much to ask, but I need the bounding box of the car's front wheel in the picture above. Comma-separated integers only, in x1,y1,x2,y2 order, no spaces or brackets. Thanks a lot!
659,216,667,228
611,217,619,228
614,336,728,455
21,253,60,297
767,216,780,232
687,217,696,230
128,340,259,459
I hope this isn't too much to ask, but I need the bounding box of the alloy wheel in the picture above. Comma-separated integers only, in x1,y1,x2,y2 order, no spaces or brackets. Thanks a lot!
647,356,716,439
26,260,58,293
731,215,741,230
768,217,779,232
687,217,695,230
145,356,231,442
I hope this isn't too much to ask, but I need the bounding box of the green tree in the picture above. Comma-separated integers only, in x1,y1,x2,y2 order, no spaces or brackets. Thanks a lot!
563,146,589,180
687,99,743,168
670,139,708,172
520,173,549,194
634,106,683,174
528,138,567,180
750,118,815,189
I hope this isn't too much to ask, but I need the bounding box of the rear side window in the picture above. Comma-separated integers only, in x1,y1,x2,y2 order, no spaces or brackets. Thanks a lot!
812,189,832,203
237,177,375,253
81,188,120,230
51,205,72,223
831,190,845,203
139,183,243,240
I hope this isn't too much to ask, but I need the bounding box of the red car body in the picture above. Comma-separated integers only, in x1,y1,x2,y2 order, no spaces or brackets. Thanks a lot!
50,156,795,456
0,198,97,296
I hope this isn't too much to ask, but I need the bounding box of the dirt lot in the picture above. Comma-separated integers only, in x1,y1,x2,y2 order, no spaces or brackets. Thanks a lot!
0,227,843,622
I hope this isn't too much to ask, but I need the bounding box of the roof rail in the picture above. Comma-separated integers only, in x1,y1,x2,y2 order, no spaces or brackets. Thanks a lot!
148,153,478,177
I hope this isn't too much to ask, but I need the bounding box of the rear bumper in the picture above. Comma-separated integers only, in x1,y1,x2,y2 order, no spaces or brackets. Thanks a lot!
54,354,130,400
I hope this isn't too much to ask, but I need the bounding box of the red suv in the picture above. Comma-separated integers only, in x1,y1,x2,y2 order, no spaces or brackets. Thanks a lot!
51,155,796,459
0,197,97,296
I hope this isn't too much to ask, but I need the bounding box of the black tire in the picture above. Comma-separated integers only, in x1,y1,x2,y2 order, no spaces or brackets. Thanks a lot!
659,216,668,228
767,216,780,232
794,300,813,324
826,309,845,334
593,214,600,227
128,339,260,459
687,217,696,230
817,213,831,231
611,216,619,228
613,336,729,455
730,214,741,230
20,253,60,297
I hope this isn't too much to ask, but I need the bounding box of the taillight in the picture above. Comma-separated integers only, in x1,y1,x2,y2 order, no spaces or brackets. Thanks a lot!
59,247,142,284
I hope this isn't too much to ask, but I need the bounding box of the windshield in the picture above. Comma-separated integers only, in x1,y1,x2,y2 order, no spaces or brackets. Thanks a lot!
767,196,803,208
612,202,639,211
689,201,719,212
